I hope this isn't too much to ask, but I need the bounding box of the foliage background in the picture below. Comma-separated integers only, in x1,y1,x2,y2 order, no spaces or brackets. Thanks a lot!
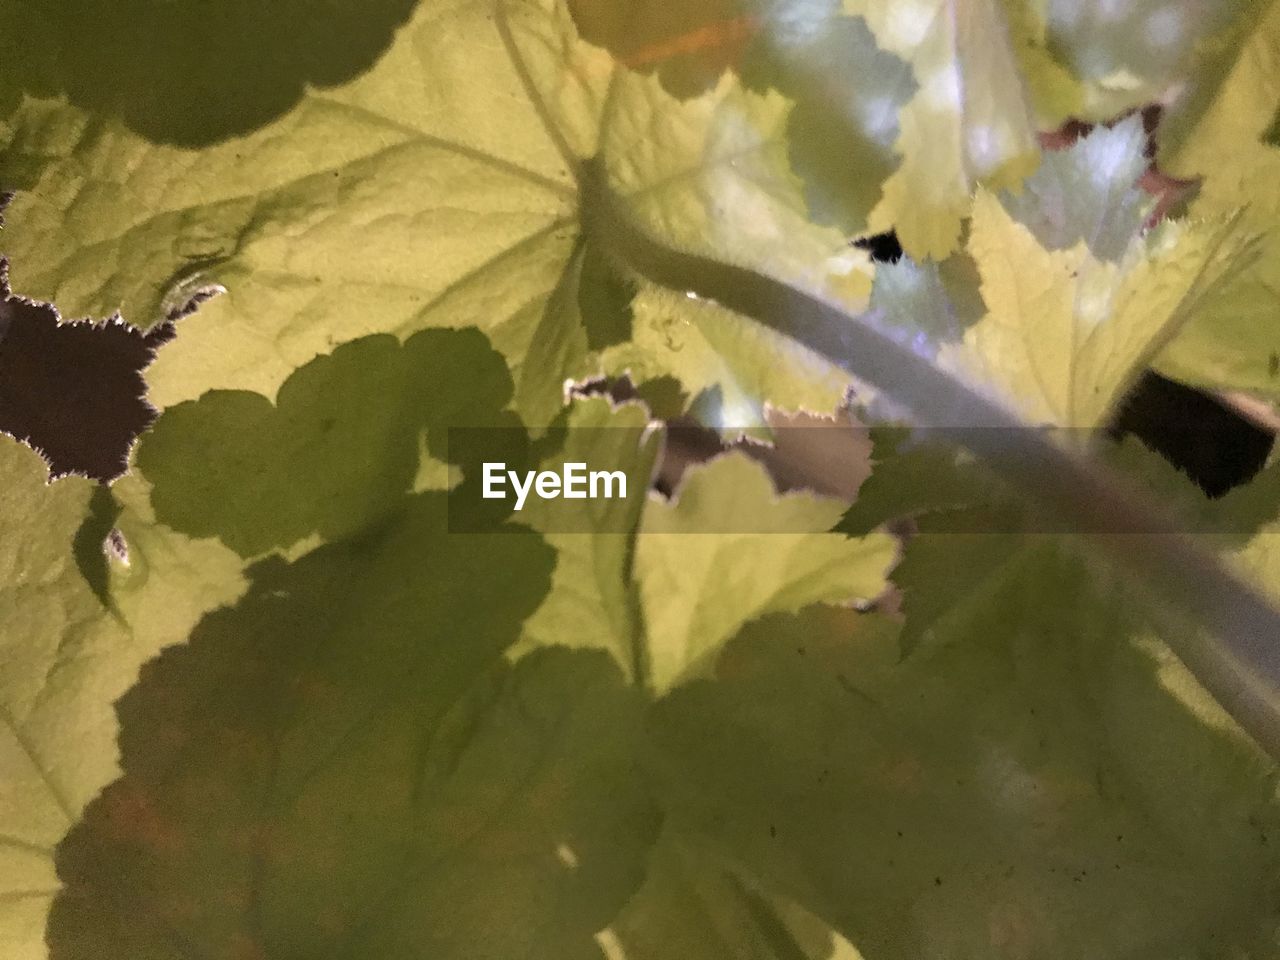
3,0,1280,957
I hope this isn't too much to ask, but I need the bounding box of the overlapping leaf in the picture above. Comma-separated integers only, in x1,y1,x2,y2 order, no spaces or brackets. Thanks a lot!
850,0,1049,258
943,190,1254,428
636,452,894,693
1048,0,1264,131
1151,0,1280,400
515,397,660,677
601,287,855,435
48,528,655,960
1,0,870,432
601,826,864,960
1000,117,1152,262
649,604,1280,960
3,0,1280,957
0,0,420,146
0,437,246,960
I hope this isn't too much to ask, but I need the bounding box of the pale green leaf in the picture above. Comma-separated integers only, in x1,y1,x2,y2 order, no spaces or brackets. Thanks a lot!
2,0,597,425
595,50,884,430
566,0,919,238
514,397,661,678
635,452,894,693
855,118,1153,363
1151,0,1280,400
602,286,855,434
599,66,878,297
0,436,246,960
2,0,875,431
944,190,1255,427
851,0,1045,258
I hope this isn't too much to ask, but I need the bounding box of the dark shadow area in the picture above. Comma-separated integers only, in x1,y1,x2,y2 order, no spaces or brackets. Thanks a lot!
138,327,526,557
72,484,123,608
0,0,420,148
48,489,662,959
1111,371,1274,498
853,231,903,263
47,316,665,956
0,293,171,480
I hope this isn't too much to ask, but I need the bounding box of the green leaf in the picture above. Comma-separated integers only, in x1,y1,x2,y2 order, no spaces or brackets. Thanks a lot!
865,259,965,353
2,0,873,431
137,328,518,558
997,0,1085,124
6,2,1280,957
0,0,420,147
567,0,919,236
1049,0,1264,129
602,287,855,434
635,452,894,693
837,420,1045,659
579,241,638,351
1150,0,1280,400
850,0,1047,258
847,424,1280,657
740,8,918,237
49,607,667,958
0,440,104,960
601,826,864,960
648,605,1280,960
564,0,756,98
514,397,661,678
1157,0,1280,174
835,428,993,535
593,59,886,430
596,65,878,295
943,190,1256,427
4,0,612,426
0,436,246,960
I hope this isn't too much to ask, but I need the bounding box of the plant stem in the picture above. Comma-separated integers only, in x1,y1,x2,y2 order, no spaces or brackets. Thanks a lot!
582,156,1280,761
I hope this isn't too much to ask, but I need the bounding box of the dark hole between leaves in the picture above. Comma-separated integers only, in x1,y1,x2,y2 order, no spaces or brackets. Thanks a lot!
1109,371,1273,498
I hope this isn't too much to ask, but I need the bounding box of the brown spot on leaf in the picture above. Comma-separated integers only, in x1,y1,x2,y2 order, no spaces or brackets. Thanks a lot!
567,0,754,96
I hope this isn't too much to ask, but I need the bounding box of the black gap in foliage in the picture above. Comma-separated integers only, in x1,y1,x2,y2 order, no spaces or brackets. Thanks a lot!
0,296,173,480
853,231,903,263
1109,371,1273,498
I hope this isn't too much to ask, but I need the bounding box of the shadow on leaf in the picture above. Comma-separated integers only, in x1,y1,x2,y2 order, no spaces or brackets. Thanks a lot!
647,605,1280,959
49,485,659,958
137,327,525,557
0,0,421,146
